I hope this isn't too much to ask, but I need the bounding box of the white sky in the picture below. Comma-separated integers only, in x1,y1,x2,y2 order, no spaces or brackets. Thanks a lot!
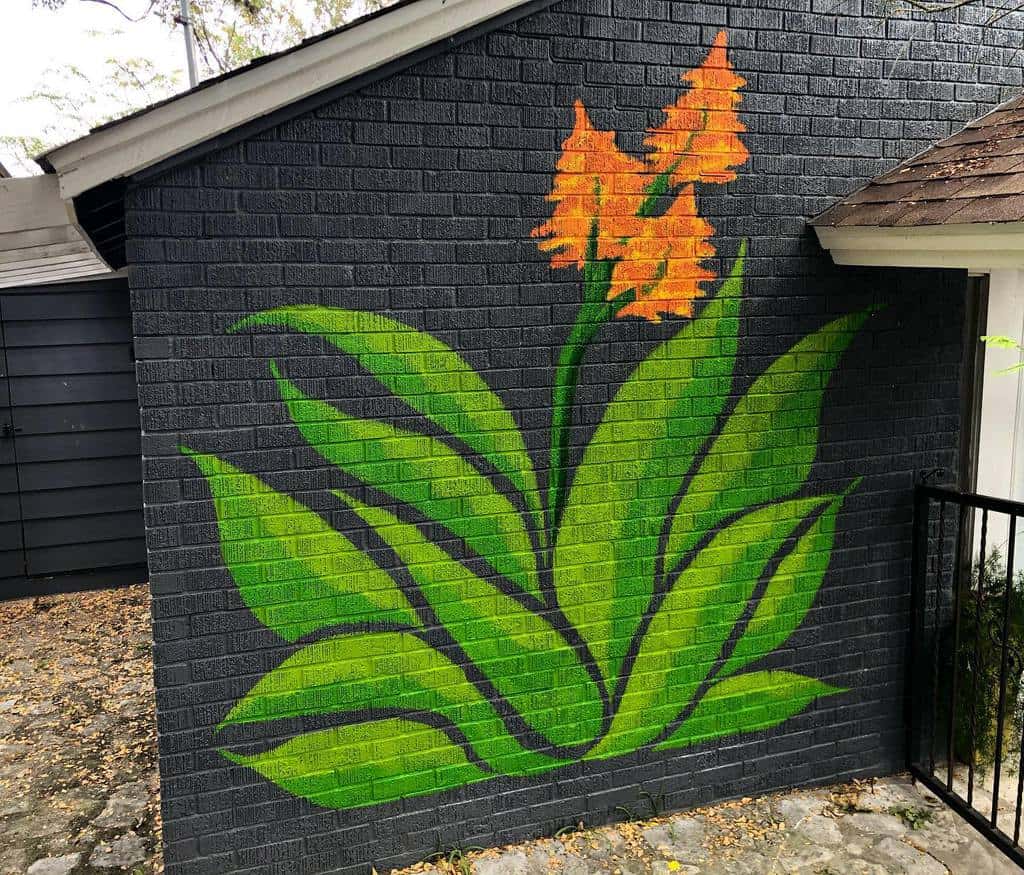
1,0,185,172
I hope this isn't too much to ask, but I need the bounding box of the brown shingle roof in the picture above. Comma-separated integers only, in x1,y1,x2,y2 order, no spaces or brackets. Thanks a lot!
812,94,1024,228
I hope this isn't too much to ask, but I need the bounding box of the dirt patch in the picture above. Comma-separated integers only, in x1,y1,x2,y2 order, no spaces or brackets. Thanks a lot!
0,585,161,874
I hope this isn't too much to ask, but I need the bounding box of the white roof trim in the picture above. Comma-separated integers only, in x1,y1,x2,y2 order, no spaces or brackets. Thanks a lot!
814,222,1024,271
0,176,111,288
43,0,534,200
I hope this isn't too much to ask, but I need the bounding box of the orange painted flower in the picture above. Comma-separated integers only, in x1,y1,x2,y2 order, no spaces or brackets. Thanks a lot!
645,31,749,186
531,101,649,268
533,31,748,323
609,186,716,323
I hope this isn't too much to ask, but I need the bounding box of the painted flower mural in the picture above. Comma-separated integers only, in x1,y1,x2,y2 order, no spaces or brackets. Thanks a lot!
185,32,869,811
532,31,748,321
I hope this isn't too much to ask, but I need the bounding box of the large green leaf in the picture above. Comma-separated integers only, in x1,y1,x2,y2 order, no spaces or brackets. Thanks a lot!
336,491,603,749
663,308,870,577
553,247,746,688
586,495,830,760
233,307,545,540
718,487,854,680
656,670,844,749
224,719,492,810
183,448,418,641
271,365,540,600
220,631,563,776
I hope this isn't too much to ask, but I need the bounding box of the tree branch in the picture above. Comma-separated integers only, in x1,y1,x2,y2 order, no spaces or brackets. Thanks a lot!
894,0,984,11
194,15,231,74
78,0,156,22
985,0,1024,25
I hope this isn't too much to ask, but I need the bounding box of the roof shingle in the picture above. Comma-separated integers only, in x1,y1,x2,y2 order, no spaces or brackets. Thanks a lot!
812,93,1024,228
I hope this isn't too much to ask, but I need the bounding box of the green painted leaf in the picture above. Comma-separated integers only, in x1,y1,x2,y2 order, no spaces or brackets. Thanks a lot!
220,631,563,776
718,488,853,680
663,308,870,577
271,365,540,600
656,670,844,750
182,448,418,641
981,335,1020,350
586,495,829,760
336,491,603,749
224,719,492,810
233,307,545,540
553,247,746,688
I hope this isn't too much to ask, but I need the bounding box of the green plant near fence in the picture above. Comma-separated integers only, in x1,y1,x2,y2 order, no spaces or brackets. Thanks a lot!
950,549,1024,772
182,33,870,811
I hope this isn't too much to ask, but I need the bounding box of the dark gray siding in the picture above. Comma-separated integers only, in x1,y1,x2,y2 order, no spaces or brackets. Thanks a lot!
0,276,146,593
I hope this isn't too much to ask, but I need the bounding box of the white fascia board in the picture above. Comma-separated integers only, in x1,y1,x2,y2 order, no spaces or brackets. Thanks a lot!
814,223,1024,271
0,173,111,286
0,176,74,233
43,0,534,200
0,250,98,273
0,260,111,288
0,239,93,266
0,266,129,290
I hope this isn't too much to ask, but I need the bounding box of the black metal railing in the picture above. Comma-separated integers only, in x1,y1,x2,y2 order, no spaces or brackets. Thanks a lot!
910,484,1024,866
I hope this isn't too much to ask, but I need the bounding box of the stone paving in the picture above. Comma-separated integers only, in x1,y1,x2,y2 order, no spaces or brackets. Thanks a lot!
0,587,161,874
3,586,1023,874
396,777,1024,875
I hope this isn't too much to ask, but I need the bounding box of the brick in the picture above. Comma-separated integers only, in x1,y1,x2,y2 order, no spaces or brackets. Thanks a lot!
127,3,987,872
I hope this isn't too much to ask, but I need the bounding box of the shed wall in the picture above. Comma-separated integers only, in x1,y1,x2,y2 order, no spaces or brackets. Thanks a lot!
0,275,147,596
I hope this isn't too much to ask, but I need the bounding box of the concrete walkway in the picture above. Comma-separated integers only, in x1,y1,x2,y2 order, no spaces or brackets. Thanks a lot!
397,777,1024,875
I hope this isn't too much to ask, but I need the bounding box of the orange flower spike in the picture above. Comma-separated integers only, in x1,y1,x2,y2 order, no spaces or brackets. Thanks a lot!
532,101,648,268
609,186,716,323
645,30,749,186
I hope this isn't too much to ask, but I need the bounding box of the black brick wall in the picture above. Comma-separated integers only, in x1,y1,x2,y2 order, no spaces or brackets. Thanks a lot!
125,0,1017,871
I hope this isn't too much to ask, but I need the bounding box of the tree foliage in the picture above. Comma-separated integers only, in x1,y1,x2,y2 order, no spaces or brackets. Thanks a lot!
171,0,393,77
33,0,393,76
1,47,180,174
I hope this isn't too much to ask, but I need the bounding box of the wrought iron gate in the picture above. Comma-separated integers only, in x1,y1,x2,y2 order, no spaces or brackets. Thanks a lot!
910,484,1024,867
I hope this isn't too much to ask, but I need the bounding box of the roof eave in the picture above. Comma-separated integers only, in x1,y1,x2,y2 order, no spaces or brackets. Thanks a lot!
42,0,535,200
0,176,111,288
814,221,1024,271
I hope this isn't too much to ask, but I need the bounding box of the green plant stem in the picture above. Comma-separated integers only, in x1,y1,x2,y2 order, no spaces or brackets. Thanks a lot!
549,272,616,535
547,155,687,539
636,159,681,218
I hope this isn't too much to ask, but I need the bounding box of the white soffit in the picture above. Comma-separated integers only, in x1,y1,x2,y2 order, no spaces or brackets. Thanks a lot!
813,223,1024,271
0,176,110,289
42,0,534,200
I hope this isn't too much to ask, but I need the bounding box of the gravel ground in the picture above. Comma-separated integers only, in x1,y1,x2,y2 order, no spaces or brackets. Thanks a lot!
2,585,1021,875
0,586,160,874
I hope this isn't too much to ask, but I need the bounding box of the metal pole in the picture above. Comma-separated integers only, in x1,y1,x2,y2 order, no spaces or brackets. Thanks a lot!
178,0,199,89
992,515,1017,828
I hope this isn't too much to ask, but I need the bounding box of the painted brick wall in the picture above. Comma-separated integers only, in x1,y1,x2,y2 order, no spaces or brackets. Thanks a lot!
125,0,1015,872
